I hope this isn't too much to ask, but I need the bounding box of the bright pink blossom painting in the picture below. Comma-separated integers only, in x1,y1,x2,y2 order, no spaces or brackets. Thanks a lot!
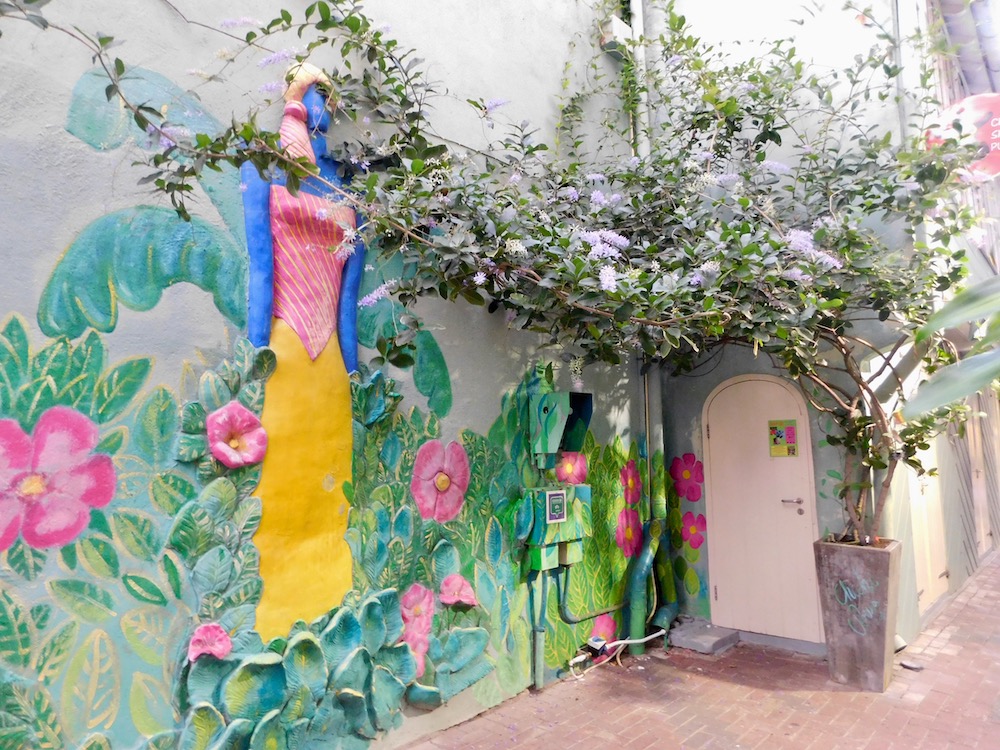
410,440,470,523
0,406,116,551
555,451,588,484
400,582,435,677
187,622,233,662
615,507,642,558
670,453,704,502
205,401,268,469
440,574,478,607
681,511,706,549
620,459,642,505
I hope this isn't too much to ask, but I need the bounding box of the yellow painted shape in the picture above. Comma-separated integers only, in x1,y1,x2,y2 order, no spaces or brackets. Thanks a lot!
254,319,354,638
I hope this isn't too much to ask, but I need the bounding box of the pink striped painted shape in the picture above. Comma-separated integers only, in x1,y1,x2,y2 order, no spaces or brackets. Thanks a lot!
269,186,355,360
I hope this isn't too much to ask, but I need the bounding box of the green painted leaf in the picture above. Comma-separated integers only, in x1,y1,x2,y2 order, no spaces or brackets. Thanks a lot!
91,357,152,423
95,426,127,455
181,402,207,434
168,504,216,560
5,539,46,582
186,655,238,707
283,632,328,702
123,574,169,606
236,381,264,415
61,628,121,738
413,330,452,417
232,496,262,541
431,539,460,592
199,478,238,523
112,510,161,562
192,546,235,598
251,349,276,381
405,682,442,711
330,647,371,695
46,579,116,622
0,589,32,668
161,551,184,600
79,733,113,750
59,543,78,571
683,544,700,563
79,536,121,579
198,372,232,414
904,348,1000,417
140,730,181,750
135,387,179,467
683,567,700,596
120,607,172,666
15,376,59,432
439,627,489,674
151,472,198,516
129,673,172,737
373,642,416,687
29,604,51,632
320,608,362,670
221,652,287,721
37,206,247,340
179,702,226,750
11,683,65,750
362,535,388,585
233,339,256,381
220,578,263,610
207,718,253,750
30,339,71,391
62,331,105,413
177,433,209,463
0,314,30,396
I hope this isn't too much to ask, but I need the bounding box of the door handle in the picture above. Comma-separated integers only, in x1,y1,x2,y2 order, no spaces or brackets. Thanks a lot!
780,498,803,505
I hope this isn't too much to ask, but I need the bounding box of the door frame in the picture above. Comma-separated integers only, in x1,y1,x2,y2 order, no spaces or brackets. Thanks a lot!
702,374,823,640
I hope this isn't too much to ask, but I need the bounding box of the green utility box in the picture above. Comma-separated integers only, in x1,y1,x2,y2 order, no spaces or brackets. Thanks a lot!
526,485,593,571
529,392,593,469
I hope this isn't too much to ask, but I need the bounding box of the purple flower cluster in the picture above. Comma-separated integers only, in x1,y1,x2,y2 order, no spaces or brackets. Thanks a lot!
359,280,397,308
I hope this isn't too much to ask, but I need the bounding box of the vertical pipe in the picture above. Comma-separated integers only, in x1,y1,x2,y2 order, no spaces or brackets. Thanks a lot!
532,571,550,690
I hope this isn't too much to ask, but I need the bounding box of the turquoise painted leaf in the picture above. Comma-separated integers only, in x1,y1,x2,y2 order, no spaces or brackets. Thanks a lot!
485,517,504,571
358,597,386,655
182,402,207,434
168,503,216,560
248,709,287,750
435,660,494,702
192,546,235,598
370,666,406,731
307,691,346,738
373,642,416,687
179,702,226,750
37,207,247,339
186,656,237,710
222,652,288,722
329,647,371,694
413,331,452,417
199,478,239,524
199,371,233,414
375,589,403,645
135,387,179,468
112,510,161,562
63,331,105,414
439,627,489,674
0,589,32,668
380,431,402,473
0,314,29,399
232,339,256,381
362,536,388,586
92,357,153,423
474,563,497,612
431,540,460,592
45,579,116,623
405,682,442,711
335,688,375,739
5,540,46,582
206,717,253,750
141,731,182,750
283,632,328,702
392,507,412,546
66,67,246,244
320,609,362,671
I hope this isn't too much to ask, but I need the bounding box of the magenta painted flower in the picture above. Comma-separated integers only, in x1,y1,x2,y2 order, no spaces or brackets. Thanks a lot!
615,507,642,558
187,622,233,662
205,401,268,469
590,613,617,643
620,459,642,505
0,406,116,551
670,453,704,502
401,582,435,631
555,452,588,485
410,440,470,523
440,574,477,607
681,511,707,549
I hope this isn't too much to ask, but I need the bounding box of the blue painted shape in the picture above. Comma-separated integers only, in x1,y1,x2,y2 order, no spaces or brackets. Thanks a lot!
241,161,274,348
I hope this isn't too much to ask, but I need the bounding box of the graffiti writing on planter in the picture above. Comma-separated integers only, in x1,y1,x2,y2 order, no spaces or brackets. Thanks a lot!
834,576,883,635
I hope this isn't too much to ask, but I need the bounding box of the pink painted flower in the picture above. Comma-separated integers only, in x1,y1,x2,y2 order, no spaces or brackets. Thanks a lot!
555,452,588,485
0,406,116,551
620,459,642,505
439,574,477,607
681,511,707,550
615,507,642,558
410,440,470,523
187,622,233,662
205,401,268,469
590,613,617,643
403,629,430,678
670,453,704,502
401,582,435,632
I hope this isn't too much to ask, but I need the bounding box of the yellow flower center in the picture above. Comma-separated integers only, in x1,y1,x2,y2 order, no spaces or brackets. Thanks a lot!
228,437,243,450
625,526,634,541
412,604,423,617
563,460,574,473
689,525,698,535
682,469,691,480
18,474,47,499
628,477,635,488
434,472,452,492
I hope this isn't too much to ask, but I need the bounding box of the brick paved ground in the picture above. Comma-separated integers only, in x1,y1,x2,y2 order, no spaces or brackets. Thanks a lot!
401,552,1000,750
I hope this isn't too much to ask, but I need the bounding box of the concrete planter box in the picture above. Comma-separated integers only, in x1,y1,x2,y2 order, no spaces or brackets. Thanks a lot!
813,538,901,692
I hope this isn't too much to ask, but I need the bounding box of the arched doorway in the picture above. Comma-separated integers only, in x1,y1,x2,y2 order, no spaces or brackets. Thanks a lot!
703,375,823,643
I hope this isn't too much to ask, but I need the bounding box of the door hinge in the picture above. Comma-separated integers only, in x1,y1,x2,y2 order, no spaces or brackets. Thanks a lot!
939,570,950,579
713,585,718,602
706,424,710,439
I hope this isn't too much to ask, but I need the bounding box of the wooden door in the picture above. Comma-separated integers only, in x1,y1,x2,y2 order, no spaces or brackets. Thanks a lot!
908,440,949,614
704,376,824,643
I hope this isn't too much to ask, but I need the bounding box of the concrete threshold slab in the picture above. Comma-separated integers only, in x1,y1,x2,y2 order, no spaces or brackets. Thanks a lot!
667,618,739,655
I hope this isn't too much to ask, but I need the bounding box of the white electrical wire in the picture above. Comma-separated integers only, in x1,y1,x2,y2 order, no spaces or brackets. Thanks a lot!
568,628,667,680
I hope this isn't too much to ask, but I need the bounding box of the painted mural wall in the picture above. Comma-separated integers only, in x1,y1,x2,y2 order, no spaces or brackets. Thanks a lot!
0,3,671,749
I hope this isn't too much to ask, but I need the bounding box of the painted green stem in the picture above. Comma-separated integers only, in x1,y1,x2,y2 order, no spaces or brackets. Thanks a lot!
555,565,623,624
